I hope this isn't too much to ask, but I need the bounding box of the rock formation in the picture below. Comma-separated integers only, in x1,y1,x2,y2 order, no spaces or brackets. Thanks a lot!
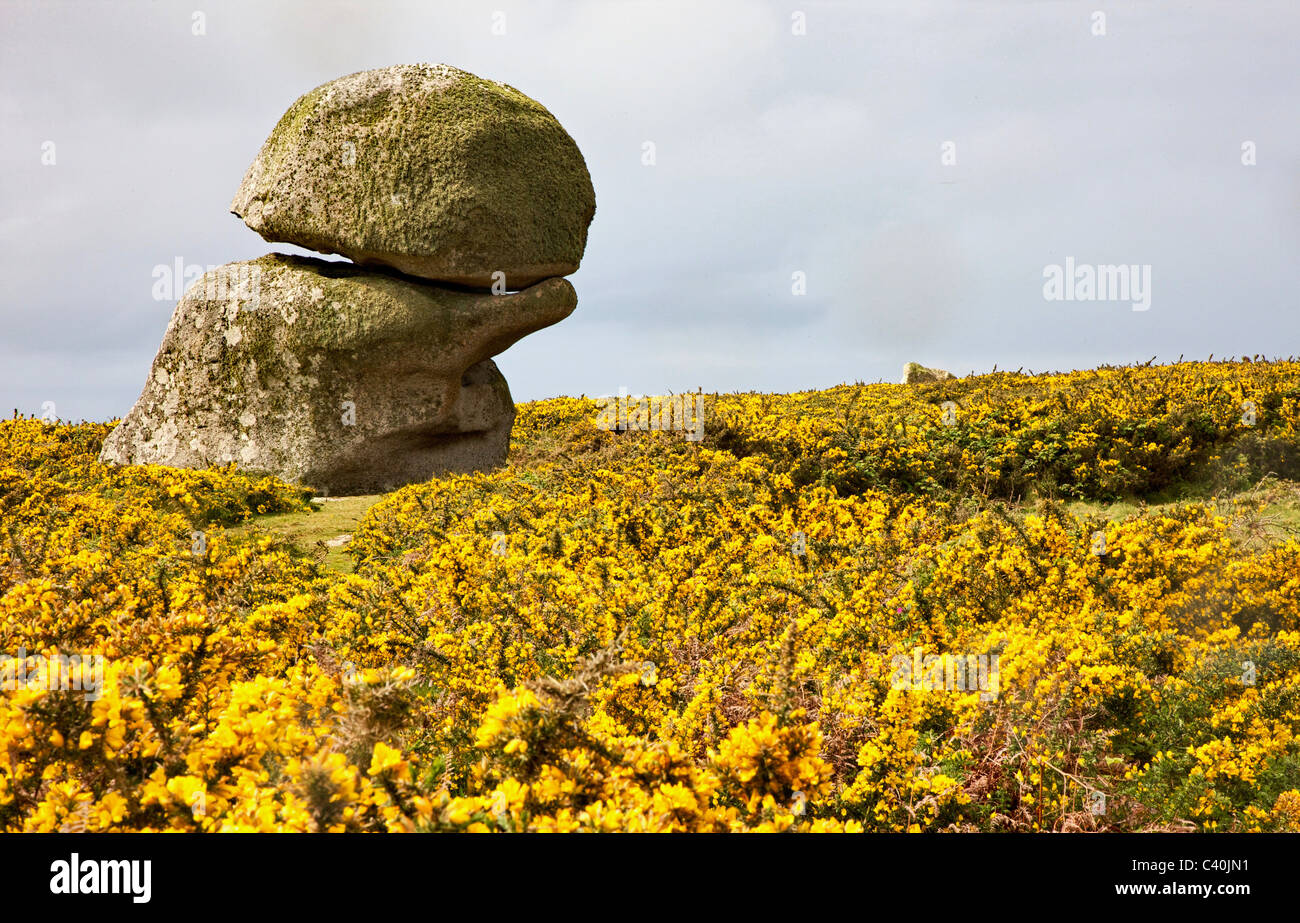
230,64,595,289
901,362,955,384
102,65,594,494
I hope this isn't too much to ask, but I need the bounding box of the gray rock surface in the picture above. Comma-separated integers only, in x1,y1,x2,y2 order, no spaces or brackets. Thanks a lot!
901,362,955,384
100,254,576,494
230,63,596,288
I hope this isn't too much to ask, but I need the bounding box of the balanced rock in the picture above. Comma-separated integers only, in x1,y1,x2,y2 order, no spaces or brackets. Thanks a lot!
106,66,592,493
901,362,955,384
101,255,577,494
230,64,596,288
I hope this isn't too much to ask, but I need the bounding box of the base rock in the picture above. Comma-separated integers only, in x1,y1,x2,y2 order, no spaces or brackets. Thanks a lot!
101,253,576,494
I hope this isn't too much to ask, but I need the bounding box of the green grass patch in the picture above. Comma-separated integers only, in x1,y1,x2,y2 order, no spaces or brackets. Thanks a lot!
232,494,384,573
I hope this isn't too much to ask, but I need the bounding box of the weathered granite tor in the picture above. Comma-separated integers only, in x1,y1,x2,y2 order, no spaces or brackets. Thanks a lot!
103,65,595,494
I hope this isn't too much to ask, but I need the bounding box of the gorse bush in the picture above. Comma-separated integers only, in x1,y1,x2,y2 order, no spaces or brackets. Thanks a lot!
0,418,313,528
1,359,1298,831
705,360,1300,500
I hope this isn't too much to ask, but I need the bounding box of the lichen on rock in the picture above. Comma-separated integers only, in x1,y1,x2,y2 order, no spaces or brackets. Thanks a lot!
101,255,577,494
230,63,597,288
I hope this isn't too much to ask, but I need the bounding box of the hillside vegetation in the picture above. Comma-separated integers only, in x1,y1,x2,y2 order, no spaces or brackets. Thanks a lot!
2,359,1299,832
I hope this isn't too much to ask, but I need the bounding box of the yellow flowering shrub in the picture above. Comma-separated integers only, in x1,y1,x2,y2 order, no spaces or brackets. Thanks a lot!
2,359,1299,831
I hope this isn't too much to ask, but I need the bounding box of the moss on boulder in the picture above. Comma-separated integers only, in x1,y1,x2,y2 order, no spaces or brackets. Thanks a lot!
230,64,596,288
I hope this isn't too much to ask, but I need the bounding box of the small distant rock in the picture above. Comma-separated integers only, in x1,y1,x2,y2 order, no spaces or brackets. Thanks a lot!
901,362,955,384
324,534,353,548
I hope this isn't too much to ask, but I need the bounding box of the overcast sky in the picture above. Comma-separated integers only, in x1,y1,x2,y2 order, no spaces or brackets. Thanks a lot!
2,0,1297,421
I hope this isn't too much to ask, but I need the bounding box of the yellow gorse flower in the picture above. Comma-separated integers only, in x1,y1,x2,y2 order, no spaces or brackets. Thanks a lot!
0,359,1298,831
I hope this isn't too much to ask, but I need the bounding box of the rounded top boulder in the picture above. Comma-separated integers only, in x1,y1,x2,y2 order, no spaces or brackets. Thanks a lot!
230,63,596,288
